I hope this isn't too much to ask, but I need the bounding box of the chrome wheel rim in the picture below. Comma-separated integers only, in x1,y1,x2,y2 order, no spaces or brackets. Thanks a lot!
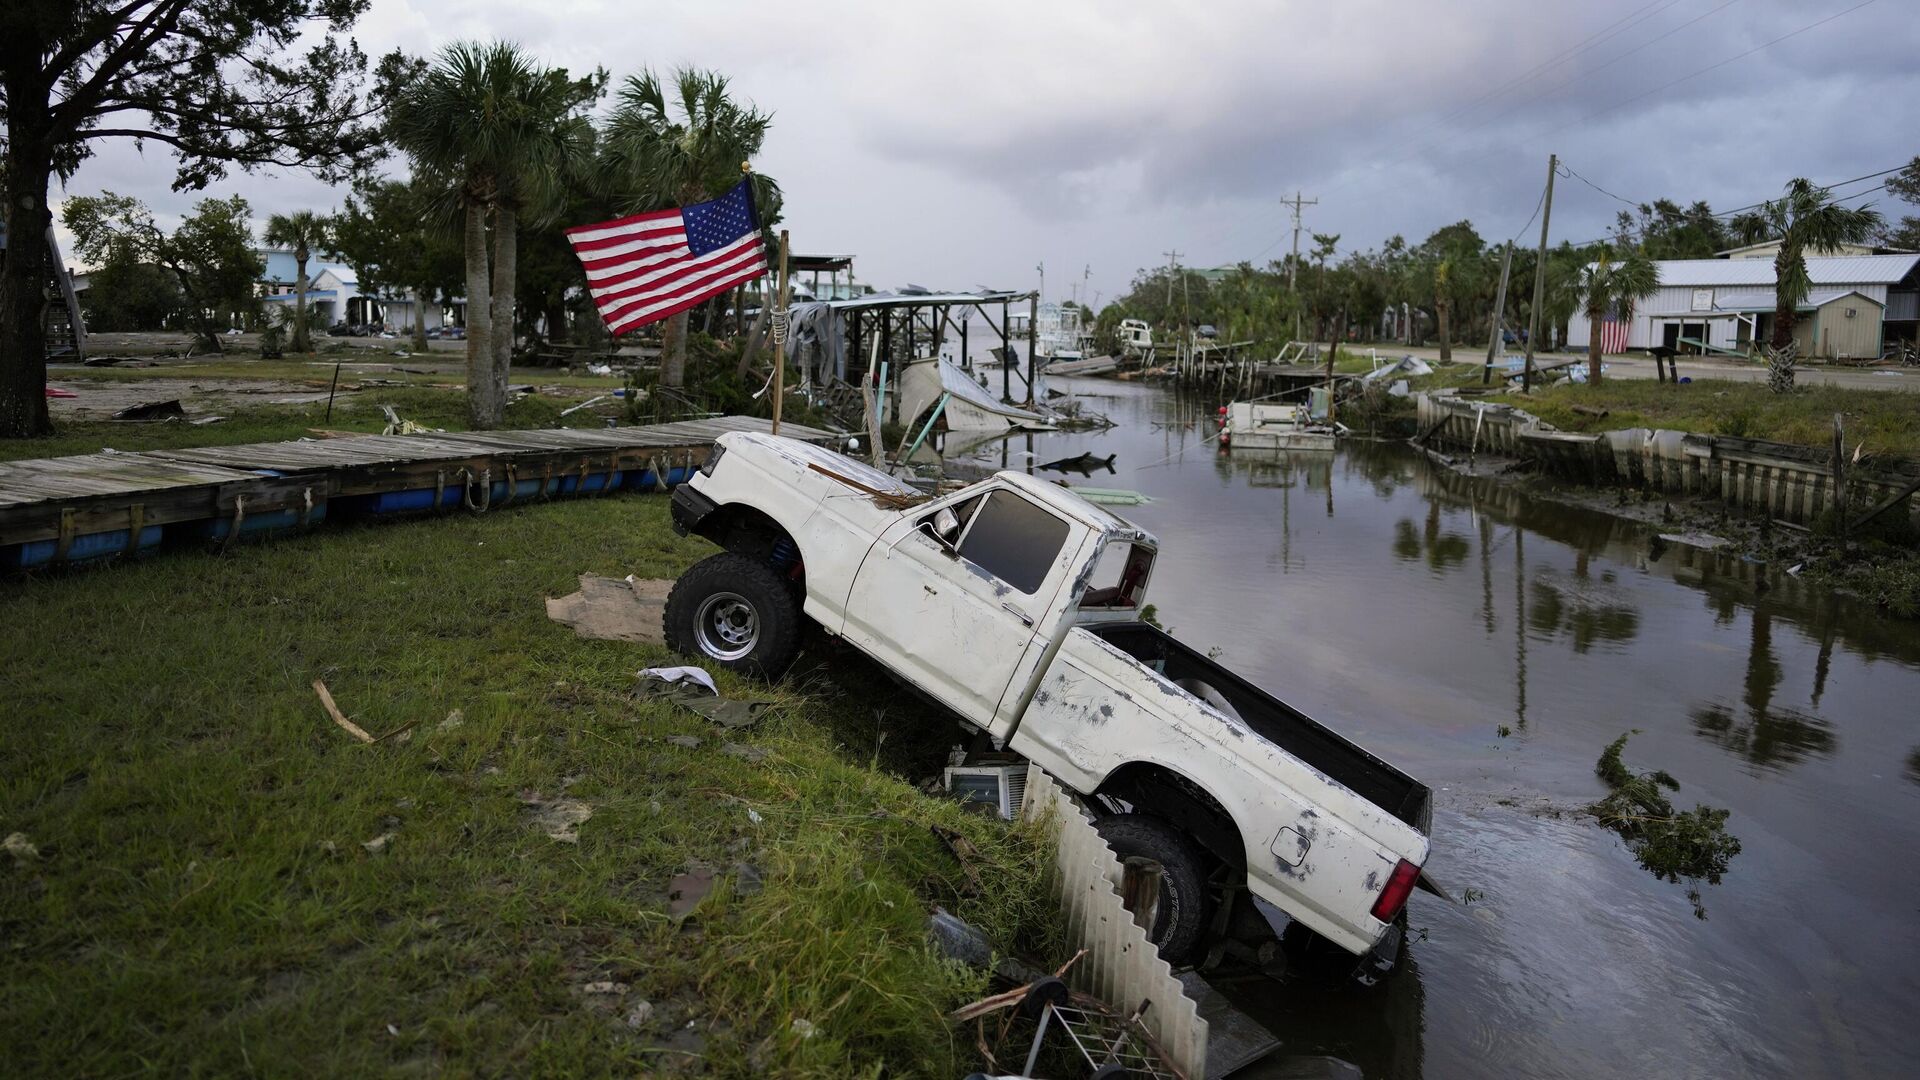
694,591,758,661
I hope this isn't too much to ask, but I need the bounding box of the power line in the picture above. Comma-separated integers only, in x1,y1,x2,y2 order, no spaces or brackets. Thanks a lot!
1558,165,1906,248
1560,162,1639,208
1511,179,1550,245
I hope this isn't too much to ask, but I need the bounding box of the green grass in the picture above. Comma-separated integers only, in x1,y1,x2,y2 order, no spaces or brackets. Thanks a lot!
1520,380,1920,460
5,388,627,463
0,496,1058,1076
55,352,630,390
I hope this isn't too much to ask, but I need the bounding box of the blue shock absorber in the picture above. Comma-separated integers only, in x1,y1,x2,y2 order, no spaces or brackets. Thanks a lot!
769,537,798,572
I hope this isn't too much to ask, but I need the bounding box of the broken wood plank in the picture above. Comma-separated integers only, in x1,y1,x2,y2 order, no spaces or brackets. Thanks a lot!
313,680,374,743
1848,473,1920,534
1570,404,1610,418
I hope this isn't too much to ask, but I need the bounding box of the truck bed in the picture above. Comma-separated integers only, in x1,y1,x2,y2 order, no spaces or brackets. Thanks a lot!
1087,622,1432,833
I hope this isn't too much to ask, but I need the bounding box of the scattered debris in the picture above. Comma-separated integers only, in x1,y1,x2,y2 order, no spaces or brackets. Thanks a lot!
43,387,78,398
732,862,764,896
5,832,40,863
313,679,374,743
521,794,594,843
362,832,396,855
789,1018,818,1040
1591,732,1741,918
722,742,768,763
667,865,717,918
624,1000,655,1028
437,709,465,732
379,404,442,436
636,665,718,696
929,824,986,897
112,398,186,421
1038,451,1117,475
581,980,629,995
546,575,672,644
666,735,702,749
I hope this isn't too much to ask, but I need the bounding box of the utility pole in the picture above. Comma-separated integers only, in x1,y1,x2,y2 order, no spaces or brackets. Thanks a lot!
1283,189,1318,343
1036,261,1045,304
1483,241,1514,385
1162,249,1183,309
1522,154,1556,393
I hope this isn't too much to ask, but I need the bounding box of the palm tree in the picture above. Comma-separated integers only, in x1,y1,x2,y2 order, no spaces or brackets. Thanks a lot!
1730,178,1882,393
1432,259,1453,362
602,68,778,387
1574,244,1660,384
262,210,331,353
390,42,598,428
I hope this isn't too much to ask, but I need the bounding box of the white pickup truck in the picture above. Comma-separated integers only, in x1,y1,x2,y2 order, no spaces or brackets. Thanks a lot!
665,432,1433,971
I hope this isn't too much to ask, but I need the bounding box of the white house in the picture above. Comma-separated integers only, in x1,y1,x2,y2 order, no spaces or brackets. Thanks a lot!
255,247,463,331
1567,253,1920,360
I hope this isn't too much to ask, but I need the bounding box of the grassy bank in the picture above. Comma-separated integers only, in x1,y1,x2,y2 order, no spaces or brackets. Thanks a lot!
1520,379,1920,461
0,494,1057,1075
4,387,616,463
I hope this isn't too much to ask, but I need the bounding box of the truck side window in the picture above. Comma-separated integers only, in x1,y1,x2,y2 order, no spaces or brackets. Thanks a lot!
1081,541,1152,608
955,490,1069,594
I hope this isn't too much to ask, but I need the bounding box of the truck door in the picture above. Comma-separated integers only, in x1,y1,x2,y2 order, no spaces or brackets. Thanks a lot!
844,486,1079,730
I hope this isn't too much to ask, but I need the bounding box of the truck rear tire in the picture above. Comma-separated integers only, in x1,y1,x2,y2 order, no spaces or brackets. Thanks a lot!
664,552,801,678
1093,814,1209,964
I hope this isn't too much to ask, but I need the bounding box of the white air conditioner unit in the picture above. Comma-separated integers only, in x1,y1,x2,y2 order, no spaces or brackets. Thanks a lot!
943,764,1028,821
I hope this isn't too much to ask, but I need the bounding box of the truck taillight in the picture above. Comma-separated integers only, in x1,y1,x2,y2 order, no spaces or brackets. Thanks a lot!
1371,859,1420,923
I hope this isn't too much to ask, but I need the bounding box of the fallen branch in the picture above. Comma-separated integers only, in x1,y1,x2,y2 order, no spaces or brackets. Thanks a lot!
313,679,374,743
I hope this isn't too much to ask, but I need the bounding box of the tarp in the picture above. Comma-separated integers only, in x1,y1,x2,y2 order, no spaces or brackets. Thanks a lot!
898,356,1054,433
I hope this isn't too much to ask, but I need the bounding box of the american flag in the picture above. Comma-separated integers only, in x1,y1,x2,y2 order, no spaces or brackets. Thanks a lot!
1601,308,1630,355
566,179,768,336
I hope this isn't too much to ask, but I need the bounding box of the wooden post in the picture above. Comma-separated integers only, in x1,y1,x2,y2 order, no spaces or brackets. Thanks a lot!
1324,339,1339,426
1484,242,1513,386
1523,153,1556,394
1026,291,1039,405
1833,413,1848,552
772,230,790,435
1000,300,1012,402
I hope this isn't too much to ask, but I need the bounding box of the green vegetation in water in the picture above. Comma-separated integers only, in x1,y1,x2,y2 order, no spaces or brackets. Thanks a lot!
1590,732,1742,919
0,496,1061,1075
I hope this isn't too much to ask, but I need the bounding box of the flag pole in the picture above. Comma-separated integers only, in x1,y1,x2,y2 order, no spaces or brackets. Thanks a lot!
773,229,790,436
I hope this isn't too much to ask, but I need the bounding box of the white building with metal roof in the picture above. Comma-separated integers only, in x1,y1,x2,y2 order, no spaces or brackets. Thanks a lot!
1567,254,1920,360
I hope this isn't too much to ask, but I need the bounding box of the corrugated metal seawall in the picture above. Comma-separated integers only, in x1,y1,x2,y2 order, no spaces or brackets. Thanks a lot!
1416,394,1920,528
1023,764,1209,1077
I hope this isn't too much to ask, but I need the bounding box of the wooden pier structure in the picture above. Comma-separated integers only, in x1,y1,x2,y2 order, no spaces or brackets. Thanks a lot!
0,416,833,569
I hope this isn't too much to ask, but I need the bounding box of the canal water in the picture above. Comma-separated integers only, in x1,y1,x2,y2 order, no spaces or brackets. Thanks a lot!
949,377,1920,1079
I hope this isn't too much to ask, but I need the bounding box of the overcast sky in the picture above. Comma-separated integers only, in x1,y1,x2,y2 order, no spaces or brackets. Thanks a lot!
57,0,1920,306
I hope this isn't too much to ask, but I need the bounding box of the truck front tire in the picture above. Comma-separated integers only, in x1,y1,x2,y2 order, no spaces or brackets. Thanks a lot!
664,552,801,678
1093,814,1209,964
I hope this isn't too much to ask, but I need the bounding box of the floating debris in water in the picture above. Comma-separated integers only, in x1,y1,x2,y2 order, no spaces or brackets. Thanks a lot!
1590,732,1741,919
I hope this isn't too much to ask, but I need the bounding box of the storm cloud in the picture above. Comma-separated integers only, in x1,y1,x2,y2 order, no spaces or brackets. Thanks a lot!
56,0,1920,305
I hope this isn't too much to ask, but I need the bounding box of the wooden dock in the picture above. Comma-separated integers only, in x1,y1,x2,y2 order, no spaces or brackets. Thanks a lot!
0,416,835,568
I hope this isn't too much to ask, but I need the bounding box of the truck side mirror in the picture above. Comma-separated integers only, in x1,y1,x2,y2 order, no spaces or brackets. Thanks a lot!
932,507,962,548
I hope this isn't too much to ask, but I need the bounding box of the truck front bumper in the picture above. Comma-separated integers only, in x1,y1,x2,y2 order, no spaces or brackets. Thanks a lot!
669,484,719,538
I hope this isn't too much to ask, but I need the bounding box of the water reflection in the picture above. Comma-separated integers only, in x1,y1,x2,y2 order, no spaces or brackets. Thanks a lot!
1392,504,1471,572
1689,609,1837,771
1526,576,1641,653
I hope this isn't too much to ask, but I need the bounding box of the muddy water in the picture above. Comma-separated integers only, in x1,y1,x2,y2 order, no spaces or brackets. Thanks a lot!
949,378,1920,1079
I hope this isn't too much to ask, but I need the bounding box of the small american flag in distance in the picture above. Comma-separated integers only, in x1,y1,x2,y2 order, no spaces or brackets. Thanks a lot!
566,179,769,335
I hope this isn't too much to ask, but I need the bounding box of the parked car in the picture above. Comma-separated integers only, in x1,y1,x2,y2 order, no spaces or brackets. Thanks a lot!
664,433,1435,976
441,325,466,340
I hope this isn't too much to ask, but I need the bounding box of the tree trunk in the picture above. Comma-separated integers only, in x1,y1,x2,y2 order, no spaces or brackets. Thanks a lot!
462,198,495,429
661,309,689,387
1588,308,1605,384
411,290,430,353
0,120,55,438
1769,246,1797,393
735,301,771,380
488,202,518,425
1436,299,1452,362
291,248,312,353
